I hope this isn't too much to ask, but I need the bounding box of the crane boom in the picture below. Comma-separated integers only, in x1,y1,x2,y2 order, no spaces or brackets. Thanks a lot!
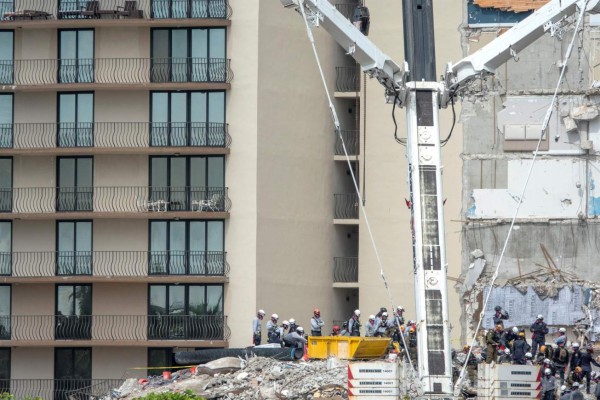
280,0,600,396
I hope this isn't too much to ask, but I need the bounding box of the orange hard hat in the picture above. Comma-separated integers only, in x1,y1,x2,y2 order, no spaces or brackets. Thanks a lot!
409,327,415,333
400,325,406,332
575,366,583,373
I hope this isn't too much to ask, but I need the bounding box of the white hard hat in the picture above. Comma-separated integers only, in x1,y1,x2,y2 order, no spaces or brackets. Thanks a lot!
544,358,551,364
296,326,304,334
573,382,580,388
289,318,295,323
397,306,404,311
504,348,510,354
573,342,580,348
354,309,361,316
525,352,532,358
561,385,567,391
258,309,265,316
369,314,375,320
559,327,566,333
545,368,551,375
512,327,519,333
537,314,543,319
282,320,289,326
271,314,279,320
382,312,388,317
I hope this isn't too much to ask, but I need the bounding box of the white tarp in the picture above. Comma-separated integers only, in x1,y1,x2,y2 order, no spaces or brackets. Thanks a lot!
482,286,586,329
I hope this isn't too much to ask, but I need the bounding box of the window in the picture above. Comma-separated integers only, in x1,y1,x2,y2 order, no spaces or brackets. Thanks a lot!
151,28,226,83
148,284,224,340
149,156,225,211
151,91,225,147
0,222,10,276
0,348,9,392
149,220,224,275
148,348,173,376
152,0,228,18
55,284,92,340
0,31,13,85
0,94,12,148
57,157,93,212
0,158,11,212
58,30,94,83
0,286,9,340
56,221,92,276
54,348,91,400
58,92,94,147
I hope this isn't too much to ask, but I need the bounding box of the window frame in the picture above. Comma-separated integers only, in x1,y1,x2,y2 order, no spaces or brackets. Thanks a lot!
55,220,93,276
0,30,14,85
0,93,14,149
0,221,12,277
148,283,224,316
0,157,12,213
57,29,95,84
56,91,95,147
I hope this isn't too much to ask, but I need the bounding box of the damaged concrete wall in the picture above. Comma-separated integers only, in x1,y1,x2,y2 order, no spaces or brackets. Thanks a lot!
458,8,600,343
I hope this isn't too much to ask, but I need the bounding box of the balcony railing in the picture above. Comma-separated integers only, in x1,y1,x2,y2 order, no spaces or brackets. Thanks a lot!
334,193,359,219
0,122,231,150
0,186,231,214
0,58,233,86
0,250,229,277
0,0,231,21
335,66,360,92
0,314,230,341
334,129,359,156
333,256,358,283
0,379,124,400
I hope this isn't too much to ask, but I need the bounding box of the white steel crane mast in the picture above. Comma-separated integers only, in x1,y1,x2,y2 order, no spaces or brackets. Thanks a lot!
280,0,600,396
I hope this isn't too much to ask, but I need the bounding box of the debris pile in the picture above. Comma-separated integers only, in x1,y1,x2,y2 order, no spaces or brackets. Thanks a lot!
112,356,349,400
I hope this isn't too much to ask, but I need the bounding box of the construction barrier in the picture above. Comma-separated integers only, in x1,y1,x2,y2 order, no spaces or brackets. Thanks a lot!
348,361,402,399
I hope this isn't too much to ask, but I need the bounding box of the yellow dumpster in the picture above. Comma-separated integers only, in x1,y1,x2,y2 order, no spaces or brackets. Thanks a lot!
307,336,390,360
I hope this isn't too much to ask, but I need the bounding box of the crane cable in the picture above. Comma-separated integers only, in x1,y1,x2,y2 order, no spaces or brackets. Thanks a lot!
454,2,589,394
297,0,417,376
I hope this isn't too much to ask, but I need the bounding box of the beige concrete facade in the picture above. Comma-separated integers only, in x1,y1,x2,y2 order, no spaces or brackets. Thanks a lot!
1,0,468,389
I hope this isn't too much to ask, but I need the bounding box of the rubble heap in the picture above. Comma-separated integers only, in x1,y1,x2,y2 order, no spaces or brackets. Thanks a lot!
113,356,349,400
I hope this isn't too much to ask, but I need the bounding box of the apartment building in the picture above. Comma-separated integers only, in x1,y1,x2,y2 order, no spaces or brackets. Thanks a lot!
0,0,468,397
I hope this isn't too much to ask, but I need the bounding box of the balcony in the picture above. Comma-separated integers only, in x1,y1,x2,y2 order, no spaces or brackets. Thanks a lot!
334,129,360,159
335,65,360,96
0,186,231,219
0,122,231,156
0,314,230,345
0,0,232,29
333,256,358,287
0,250,229,283
334,193,359,223
0,58,233,92
0,379,124,400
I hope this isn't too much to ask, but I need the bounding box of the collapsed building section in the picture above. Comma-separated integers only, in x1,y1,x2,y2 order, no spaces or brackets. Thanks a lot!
458,2,600,343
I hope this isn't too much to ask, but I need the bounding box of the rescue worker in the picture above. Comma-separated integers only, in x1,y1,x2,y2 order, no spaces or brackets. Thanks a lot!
498,348,512,364
340,321,350,336
348,309,361,337
288,318,297,334
536,345,553,364
567,366,585,388
560,385,571,400
570,343,583,371
569,382,585,400
501,326,517,349
485,325,502,363
493,305,509,328
542,358,556,376
284,326,307,350
541,368,557,400
279,321,290,346
331,325,341,336
375,307,387,319
461,345,478,387
554,341,570,384
394,306,405,326
252,309,265,345
512,331,531,365
266,314,279,344
555,327,567,345
594,373,600,399
580,345,600,394
310,308,325,337
408,326,418,367
364,315,376,337
375,312,390,337
530,314,549,357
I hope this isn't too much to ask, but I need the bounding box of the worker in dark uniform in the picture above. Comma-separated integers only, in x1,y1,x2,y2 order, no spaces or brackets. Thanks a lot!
512,331,531,365
553,341,570,384
580,345,600,394
408,326,418,368
530,314,548,357
492,306,509,329
348,309,361,337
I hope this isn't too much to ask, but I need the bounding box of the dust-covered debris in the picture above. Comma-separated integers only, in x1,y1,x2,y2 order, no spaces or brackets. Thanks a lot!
113,356,349,400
